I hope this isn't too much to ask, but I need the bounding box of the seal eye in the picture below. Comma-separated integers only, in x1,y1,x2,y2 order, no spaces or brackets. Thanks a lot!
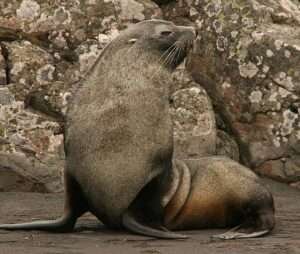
160,31,173,36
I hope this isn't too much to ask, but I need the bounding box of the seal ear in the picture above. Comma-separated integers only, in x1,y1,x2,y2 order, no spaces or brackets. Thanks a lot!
128,38,137,44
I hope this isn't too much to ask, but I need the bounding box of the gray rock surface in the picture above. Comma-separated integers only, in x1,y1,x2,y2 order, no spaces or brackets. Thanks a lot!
163,0,300,187
0,0,299,191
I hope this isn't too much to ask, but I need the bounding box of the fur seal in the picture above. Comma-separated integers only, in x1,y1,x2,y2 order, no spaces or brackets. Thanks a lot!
0,20,195,239
161,157,275,239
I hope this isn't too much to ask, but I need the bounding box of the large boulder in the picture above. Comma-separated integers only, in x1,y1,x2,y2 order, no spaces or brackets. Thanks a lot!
170,67,217,159
163,0,300,187
2,0,298,191
0,0,162,192
0,87,64,192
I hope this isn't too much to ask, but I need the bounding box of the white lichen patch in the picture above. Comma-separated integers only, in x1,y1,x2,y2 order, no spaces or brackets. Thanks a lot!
284,50,291,58
17,0,40,21
98,33,111,47
239,62,259,78
189,7,199,17
48,134,63,153
195,19,204,29
273,137,281,147
11,62,25,76
36,64,55,84
274,40,283,50
297,130,300,140
263,65,270,73
119,0,145,21
204,1,222,17
268,91,278,102
278,87,291,98
230,13,239,24
281,109,298,136
256,56,263,66
266,49,274,57
249,90,263,103
274,72,295,91
54,7,72,25
109,27,120,40
79,44,101,73
222,81,231,89
231,31,238,39
189,87,201,95
292,45,300,51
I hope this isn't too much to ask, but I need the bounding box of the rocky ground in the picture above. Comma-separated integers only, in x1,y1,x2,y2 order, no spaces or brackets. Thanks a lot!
0,178,299,254
1,0,299,193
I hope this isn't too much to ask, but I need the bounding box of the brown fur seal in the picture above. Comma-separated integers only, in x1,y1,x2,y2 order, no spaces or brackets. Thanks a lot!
0,20,195,239
160,157,275,239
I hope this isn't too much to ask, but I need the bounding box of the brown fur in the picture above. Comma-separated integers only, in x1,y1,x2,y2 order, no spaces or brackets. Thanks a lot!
162,157,275,239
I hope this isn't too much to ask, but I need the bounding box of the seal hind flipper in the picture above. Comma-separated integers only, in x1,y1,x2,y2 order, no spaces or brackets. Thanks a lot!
0,171,88,232
212,209,275,240
122,210,188,239
212,226,270,240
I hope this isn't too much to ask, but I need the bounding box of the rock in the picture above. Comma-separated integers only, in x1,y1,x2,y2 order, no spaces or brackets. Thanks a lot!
1,0,299,191
151,0,174,6
0,45,7,85
0,89,64,192
290,181,300,190
171,86,216,159
0,0,162,192
0,87,13,105
170,67,217,159
163,0,300,185
0,166,47,192
0,0,162,117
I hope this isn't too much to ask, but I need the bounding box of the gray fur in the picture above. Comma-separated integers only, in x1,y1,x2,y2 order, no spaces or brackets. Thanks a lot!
0,20,195,238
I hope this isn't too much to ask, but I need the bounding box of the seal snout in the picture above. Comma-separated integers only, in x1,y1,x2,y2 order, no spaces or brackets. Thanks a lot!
176,26,196,54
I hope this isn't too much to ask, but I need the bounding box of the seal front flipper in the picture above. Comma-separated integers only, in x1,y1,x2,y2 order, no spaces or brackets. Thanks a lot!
0,172,88,232
212,227,269,240
122,210,188,239
0,216,76,232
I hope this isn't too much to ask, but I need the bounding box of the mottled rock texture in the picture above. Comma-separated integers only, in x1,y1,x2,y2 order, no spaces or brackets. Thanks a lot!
0,0,162,192
0,0,299,191
163,0,300,187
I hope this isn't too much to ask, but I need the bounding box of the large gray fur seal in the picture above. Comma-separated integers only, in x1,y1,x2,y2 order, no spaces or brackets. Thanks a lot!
0,20,195,239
